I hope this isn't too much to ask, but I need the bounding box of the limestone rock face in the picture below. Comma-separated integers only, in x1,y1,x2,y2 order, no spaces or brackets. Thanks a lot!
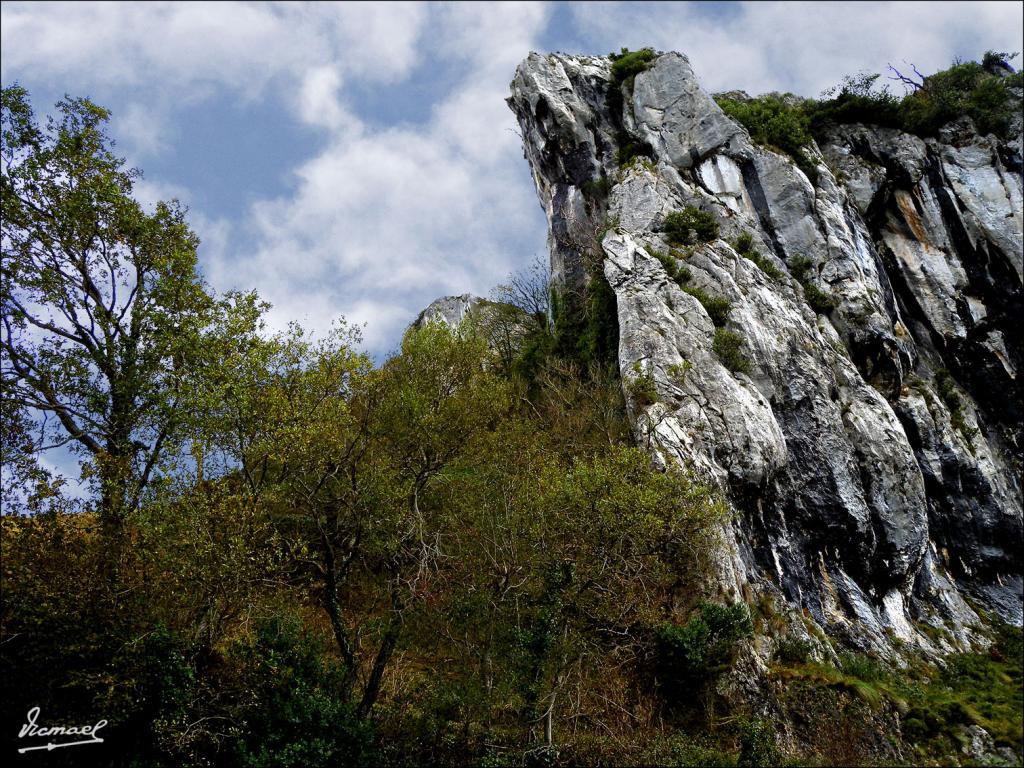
507,50,1023,655
413,294,486,329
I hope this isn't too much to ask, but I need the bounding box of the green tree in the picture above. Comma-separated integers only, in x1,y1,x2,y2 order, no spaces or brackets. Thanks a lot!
1,86,220,527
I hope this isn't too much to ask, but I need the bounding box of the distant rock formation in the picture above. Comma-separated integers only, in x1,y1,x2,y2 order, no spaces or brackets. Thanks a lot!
413,294,487,329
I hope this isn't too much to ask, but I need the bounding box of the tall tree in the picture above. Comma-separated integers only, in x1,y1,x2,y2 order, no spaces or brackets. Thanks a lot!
1,86,215,525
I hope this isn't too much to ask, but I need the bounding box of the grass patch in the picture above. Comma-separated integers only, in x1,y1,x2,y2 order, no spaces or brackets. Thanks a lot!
772,623,1024,761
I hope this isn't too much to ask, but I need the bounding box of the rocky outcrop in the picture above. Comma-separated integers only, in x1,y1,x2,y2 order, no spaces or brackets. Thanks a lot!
413,294,487,329
507,51,1022,656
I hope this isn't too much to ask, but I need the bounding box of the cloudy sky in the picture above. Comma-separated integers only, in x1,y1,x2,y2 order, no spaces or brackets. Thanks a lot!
3,0,1022,358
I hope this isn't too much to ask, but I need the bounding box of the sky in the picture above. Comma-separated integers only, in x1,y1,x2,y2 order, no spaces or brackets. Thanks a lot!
2,0,1023,360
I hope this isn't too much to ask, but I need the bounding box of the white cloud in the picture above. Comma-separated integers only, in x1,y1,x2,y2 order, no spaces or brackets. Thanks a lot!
1,1,428,96
5,0,1018,356
116,102,170,157
191,2,552,353
297,65,356,131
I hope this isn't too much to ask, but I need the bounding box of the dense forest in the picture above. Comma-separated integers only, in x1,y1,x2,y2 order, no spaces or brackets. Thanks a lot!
1,50,1022,767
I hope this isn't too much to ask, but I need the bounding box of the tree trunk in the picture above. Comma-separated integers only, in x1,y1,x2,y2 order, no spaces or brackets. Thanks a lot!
356,587,403,720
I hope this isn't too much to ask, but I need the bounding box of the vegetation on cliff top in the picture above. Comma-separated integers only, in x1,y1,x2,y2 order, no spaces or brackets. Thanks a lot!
715,51,1022,183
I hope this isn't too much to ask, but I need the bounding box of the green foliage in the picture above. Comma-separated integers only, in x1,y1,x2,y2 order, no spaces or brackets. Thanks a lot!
807,72,902,132
547,272,620,373
789,256,836,314
803,284,837,315
713,328,752,374
230,616,376,768
683,286,732,327
774,636,812,665
667,360,693,384
598,213,621,242
773,622,1024,762
610,47,657,82
580,174,613,198
934,367,977,442
628,363,658,406
7,81,1022,768
649,247,691,288
897,58,1021,137
718,53,1022,189
734,233,783,281
606,47,657,117
715,94,819,182
615,129,655,166
654,603,753,701
578,271,620,369
807,53,1023,140
606,48,658,162
737,718,781,768
982,50,1019,71
660,734,738,767
838,652,885,683
663,207,720,245
1,85,239,525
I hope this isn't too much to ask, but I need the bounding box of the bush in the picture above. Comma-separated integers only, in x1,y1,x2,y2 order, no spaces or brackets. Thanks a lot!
933,367,976,441
629,364,658,407
774,636,812,665
838,652,885,684
229,616,376,768
713,328,752,374
680,286,731,326
606,47,656,126
663,207,720,245
737,718,781,768
806,72,902,135
716,95,819,182
649,247,689,287
803,284,837,314
547,271,620,372
789,256,836,314
808,53,1023,139
581,175,613,198
897,59,1020,137
610,47,657,82
654,603,753,701
734,234,783,281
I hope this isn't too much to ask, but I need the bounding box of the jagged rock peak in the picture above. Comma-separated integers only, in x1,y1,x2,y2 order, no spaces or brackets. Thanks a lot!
507,50,1022,656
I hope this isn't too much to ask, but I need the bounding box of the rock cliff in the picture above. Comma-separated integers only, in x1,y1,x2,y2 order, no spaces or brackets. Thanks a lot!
505,51,1022,657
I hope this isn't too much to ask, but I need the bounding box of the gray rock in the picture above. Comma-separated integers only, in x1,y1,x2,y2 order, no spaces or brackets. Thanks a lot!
629,53,751,169
413,294,486,329
506,50,1023,656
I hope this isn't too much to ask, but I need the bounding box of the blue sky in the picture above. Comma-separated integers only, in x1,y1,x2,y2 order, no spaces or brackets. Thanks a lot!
2,1,1022,359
